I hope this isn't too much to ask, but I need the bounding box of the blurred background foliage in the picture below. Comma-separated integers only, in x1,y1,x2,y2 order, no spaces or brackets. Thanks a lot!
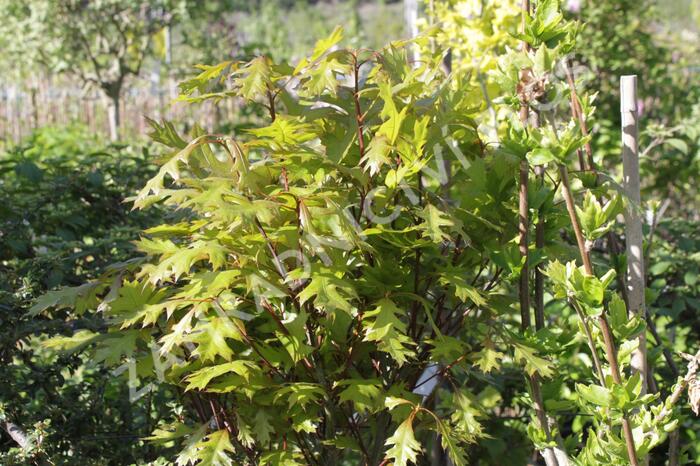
0,0,699,464
0,125,177,464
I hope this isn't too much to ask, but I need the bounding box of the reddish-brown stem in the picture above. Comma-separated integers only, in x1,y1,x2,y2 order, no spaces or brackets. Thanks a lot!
293,431,317,466
517,3,561,466
518,159,531,330
281,168,289,191
254,217,288,279
352,52,366,160
339,404,371,463
557,166,593,274
518,7,532,329
265,87,290,191
534,198,545,329
563,59,595,171
266,88,277,122
209,398,223,430
409,174,424,338
521,0,531,52
528,372,559,463
600,314,640,466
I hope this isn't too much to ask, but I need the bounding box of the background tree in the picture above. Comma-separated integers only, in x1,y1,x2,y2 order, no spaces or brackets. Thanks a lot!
0,0,183,141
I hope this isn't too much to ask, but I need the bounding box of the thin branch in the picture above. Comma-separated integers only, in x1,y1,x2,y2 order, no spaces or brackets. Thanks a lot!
352,52,366,160
254,217,287,280
656,350,700,422
569,299,606,384
563,59,594,171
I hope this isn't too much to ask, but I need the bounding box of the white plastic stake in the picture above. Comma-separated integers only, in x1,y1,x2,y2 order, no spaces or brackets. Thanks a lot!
404,0,419,65
621,75,648,393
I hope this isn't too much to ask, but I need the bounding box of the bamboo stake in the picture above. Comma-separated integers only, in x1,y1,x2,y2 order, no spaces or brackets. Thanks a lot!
621,75,649,397
566,65,676,390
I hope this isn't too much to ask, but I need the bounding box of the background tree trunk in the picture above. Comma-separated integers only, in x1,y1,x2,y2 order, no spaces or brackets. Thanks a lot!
2,420,32,450
107,91,121,142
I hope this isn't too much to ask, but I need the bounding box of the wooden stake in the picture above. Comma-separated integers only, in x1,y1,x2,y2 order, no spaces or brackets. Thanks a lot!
621,75,648,395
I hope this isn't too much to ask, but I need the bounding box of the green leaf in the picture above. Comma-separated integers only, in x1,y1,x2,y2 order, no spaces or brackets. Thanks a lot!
581,275,604,307
14,160,43,182
385,415,421,466
362,134,392,177
188,317,244,362
545,260,568,292
149,240,229,284
533,45,554,75
576,192,599,231
176,425,208,466
513,342,554,378
276,310,315,363
196,430,235,466
527,147,556,165
274,383,325,410
649,261,672,275
451,390,484,442
309,26,344,62
576,383,612,407
249,116,316,149
29,282,103,316
252,410,275,445
376,81,409,145
378,105,408,145
145,422,194,444
437,418,468,466
665,138,689,154
93,331,140,366
105,280,168,328
609,294,628,332
260,450,305,466
297,270,356,314
385,397,413,410
600,269,617,290
438,271,486,306
336,379,383,413
301,58,350,97
42,329,101,353
418,204,454,243
146,118,188,149
179,62,234,97
473,342,504,373
363,298,415,366
233,56,272,101
537,0,562,28
185,361,257,391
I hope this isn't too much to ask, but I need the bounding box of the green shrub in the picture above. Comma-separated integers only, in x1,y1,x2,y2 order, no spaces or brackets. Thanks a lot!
0,125,174,465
